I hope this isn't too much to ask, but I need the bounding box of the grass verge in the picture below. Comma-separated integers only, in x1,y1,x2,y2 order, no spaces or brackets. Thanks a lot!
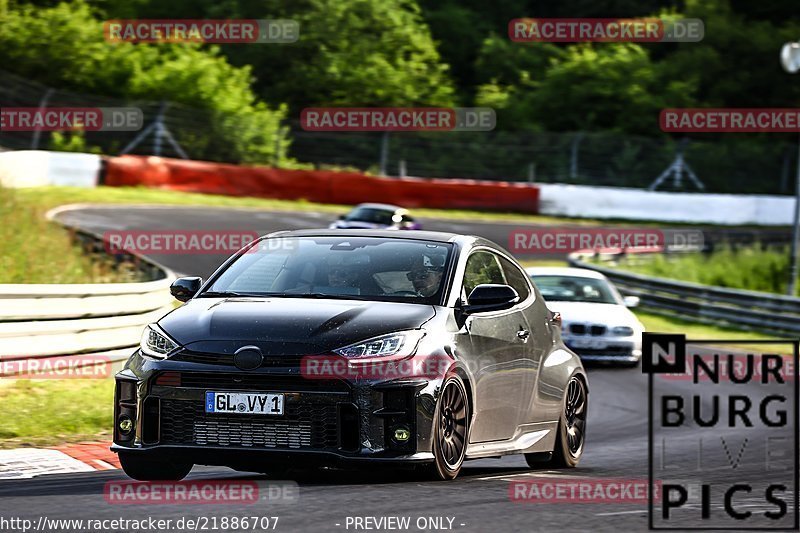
0,186,142,284
0,379,113,448
635,311,788,354
607,247,793,296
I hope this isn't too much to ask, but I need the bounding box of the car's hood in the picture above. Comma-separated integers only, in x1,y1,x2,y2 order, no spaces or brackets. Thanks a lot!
545,301,643,329
159,297,436,355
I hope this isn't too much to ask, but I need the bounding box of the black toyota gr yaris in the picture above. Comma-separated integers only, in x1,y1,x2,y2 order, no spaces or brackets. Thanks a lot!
113,230,588,481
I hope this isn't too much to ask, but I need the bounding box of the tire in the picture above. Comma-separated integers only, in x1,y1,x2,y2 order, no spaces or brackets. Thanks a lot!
526,375,587,469
118,452,193,481
551,375,587,467
427,374,470,480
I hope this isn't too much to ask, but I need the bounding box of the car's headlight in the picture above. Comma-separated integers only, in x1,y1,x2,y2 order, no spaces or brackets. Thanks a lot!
610,326,635,336
333,330,425,360
140,324,179,359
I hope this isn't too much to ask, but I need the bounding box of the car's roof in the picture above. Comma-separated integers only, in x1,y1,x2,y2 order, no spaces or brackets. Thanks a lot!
266,228,464,244
525,266,609,280
352,203,406,212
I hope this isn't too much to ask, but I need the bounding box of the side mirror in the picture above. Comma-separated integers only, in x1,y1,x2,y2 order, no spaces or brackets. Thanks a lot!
623,295,640,308
170,277,203,302
464,284,519,314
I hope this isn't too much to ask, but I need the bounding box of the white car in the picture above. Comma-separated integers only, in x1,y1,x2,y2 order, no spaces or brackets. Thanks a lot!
526,267,645,365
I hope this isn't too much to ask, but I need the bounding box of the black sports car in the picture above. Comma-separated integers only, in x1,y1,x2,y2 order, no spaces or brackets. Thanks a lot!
112,230,587,480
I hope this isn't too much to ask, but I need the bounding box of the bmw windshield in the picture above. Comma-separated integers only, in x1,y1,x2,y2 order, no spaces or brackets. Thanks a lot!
532,275,621,304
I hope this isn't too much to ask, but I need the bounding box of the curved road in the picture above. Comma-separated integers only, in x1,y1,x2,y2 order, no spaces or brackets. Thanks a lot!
0,206,792,532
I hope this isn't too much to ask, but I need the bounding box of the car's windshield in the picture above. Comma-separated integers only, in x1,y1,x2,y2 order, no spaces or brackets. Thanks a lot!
344,207,395,225
532,275,620,304
206,236,452,303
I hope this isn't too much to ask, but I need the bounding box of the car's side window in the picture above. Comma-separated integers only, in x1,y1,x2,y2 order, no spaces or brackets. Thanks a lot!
498,256,532,301
463,251,505,297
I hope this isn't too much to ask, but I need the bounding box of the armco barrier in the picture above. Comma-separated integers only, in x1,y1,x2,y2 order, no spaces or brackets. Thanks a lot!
568,251,800,336
103,155,540,213
0,208,176,374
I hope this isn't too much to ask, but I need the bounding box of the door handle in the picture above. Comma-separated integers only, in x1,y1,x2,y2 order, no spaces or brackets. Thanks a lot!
517,329,530,341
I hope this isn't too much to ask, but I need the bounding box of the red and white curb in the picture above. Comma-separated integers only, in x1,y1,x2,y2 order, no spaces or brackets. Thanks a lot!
0,442,119,480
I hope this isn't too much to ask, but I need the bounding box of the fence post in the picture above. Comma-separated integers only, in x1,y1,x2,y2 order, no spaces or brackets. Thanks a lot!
527,163,536,183
379,132,390,176
569,132,584,180
31,88,54,150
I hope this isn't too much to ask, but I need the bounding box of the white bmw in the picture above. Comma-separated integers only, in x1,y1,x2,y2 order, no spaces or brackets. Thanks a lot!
526,267,645,365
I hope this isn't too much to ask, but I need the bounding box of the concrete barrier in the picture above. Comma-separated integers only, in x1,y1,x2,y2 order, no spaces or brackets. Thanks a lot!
538,183,794,225
0,150,101,188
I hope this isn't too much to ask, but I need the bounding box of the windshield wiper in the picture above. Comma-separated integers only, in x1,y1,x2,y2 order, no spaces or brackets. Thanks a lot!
277,293,367,300
198,291,266,298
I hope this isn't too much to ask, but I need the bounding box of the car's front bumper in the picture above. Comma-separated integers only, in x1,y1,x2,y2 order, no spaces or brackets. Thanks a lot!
562,336,642,363
112,352,440,467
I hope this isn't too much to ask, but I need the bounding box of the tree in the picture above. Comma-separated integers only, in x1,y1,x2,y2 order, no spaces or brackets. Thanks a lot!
0,1,288,163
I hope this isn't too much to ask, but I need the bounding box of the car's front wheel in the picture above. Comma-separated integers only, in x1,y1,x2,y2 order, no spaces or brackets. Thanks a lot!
118,452,193,481
428,374,470,480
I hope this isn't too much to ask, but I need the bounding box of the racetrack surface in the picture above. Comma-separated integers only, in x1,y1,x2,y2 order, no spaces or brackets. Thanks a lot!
1,205,791,532
52,205,792,278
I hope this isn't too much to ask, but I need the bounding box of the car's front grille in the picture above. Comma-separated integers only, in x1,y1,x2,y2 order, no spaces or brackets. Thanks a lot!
172,351,305,367
569,324,586,335
590,325,606,336
568,324,607,336
160,399,340,449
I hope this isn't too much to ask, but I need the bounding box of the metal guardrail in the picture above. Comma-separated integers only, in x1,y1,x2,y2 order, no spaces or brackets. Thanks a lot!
0,206,176,373
568,251,800,337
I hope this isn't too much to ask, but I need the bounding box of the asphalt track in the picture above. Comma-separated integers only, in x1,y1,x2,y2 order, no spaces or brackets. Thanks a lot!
0,206,794,533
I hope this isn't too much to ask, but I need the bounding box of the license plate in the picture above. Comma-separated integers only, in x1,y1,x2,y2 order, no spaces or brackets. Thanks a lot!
205,392,284,415
569,338,607,350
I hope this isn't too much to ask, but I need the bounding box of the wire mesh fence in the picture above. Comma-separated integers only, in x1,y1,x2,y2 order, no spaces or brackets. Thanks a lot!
1,69,797,195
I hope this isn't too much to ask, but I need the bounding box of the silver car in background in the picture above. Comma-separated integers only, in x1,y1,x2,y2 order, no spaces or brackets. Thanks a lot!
330,203,421,230
526,267,645,365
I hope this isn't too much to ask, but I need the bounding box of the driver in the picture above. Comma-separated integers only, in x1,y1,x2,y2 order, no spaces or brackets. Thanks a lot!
327,256,365,289
328,263,360,288
407,255,445,297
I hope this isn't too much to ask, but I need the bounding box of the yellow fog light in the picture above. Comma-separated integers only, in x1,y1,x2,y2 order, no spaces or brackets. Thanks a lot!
118,416,133,435
393,427,411,442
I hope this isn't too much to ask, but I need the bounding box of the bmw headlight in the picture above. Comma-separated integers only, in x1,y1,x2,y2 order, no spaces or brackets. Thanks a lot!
610,326,635,336
140,324,179,359
333,330,425,360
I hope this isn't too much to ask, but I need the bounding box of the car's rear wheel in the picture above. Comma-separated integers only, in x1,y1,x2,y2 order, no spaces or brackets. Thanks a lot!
428,374,469,480
526,375,587,469
118,452,193,481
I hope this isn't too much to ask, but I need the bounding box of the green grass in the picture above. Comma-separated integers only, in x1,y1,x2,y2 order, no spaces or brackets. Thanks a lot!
635,311,791,354
608,247,793,295
0,379,114,448
0,187,141,284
